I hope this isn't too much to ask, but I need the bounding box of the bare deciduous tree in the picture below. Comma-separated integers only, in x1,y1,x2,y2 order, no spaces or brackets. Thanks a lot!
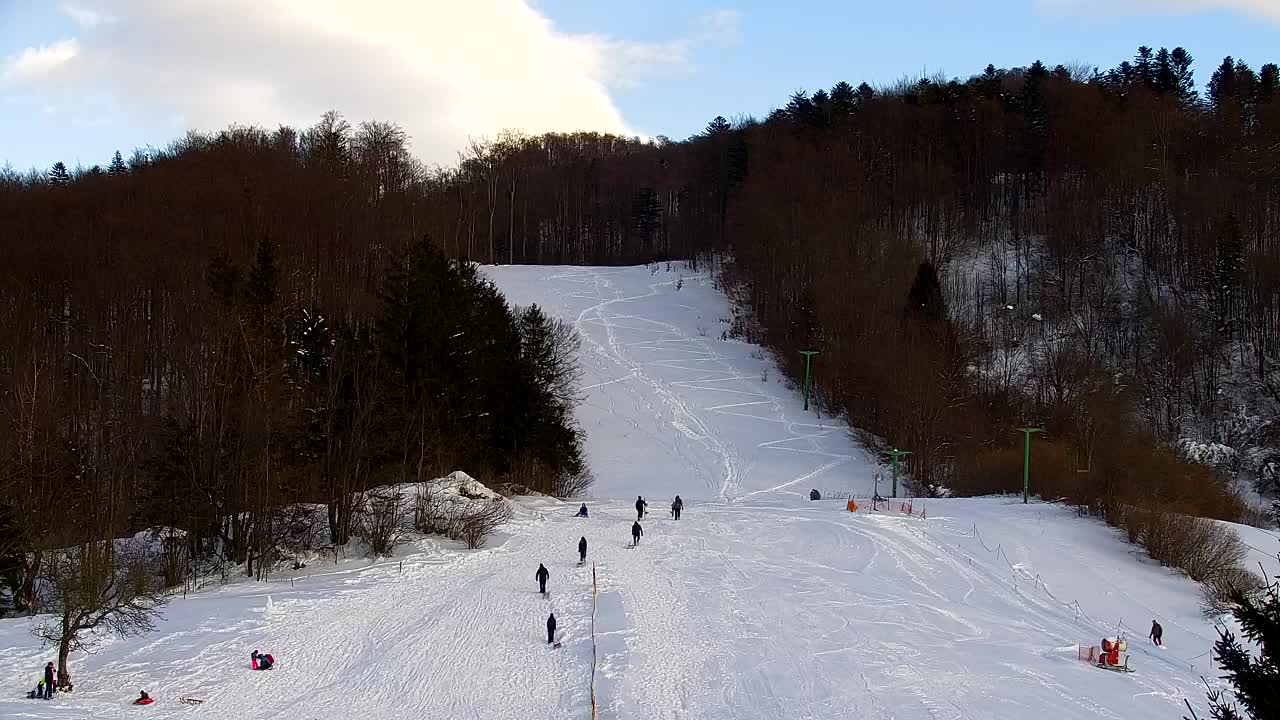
33,541,167,679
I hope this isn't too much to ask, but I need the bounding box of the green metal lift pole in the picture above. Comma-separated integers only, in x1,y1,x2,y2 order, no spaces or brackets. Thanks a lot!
1018,428,1044,504
880,448,912,498
799,350,819,411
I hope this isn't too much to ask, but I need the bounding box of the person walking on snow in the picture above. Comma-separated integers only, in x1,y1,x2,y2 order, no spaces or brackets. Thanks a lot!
671,495,683,520
536,563,550,594
578,537,587,563
635,496,647,520
546,612,557,644
1149,620,1163,646
631,521,643,546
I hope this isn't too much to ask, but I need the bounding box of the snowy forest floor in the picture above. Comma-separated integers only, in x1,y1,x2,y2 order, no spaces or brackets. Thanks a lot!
1,263,1276,719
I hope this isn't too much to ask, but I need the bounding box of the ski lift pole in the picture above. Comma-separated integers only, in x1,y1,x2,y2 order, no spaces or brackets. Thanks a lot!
881,448,911,498
800,350,819,411
1018,427,1044,504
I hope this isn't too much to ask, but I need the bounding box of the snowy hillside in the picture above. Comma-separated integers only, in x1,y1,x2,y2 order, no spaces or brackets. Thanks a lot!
1,262,1273,720
482,264,880,501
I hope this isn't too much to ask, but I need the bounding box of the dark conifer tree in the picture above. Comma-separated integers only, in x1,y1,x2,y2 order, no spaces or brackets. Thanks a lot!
108,150,128,175
47,161,70,186
1195,581,1280,720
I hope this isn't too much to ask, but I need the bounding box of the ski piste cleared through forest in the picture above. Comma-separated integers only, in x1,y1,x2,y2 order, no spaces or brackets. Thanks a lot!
0,263,1268,719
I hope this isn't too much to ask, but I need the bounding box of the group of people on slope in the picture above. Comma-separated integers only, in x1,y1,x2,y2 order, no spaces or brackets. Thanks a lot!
550,494,686,644
34,649,275,706
29,662,70,699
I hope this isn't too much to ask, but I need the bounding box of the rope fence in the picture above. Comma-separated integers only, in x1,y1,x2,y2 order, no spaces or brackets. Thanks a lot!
946,521,1225,673
590,562,598,719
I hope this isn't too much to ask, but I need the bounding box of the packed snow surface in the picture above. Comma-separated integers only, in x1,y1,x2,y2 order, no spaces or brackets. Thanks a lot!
483,264,880,501
1,264,1274,719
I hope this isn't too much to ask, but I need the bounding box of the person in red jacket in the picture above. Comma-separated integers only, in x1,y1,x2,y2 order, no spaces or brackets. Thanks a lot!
133,691,154,705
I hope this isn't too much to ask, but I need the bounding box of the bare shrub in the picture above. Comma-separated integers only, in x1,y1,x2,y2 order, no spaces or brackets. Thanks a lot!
458,499,514,549
1237,504,1277,529
358,490,406,557
413,483,513,549
1122,509,1247,582
151,528,189,588
1200,566,1265,618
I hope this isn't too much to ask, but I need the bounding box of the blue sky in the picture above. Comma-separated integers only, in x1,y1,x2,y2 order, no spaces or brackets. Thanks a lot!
1,1,1277,172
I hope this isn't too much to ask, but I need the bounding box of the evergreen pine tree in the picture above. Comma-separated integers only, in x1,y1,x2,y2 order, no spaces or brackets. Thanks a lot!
47,161,70,186
1193,580,1280,720
907,262,946,323
1209,57,1239,112
704,116,731,137
1171,48,1198,104
1260,64,1280,103
108,150,128,175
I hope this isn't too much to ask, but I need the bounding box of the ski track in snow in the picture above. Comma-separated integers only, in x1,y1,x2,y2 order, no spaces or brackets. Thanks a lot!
0,264,1250,719
494,264,875,503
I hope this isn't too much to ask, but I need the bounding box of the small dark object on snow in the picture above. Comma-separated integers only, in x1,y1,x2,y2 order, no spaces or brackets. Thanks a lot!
810,489,821,501
133,691,154,705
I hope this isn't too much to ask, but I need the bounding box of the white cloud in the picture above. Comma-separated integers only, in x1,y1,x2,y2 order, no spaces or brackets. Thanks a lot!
1037,0,1280,23
61,4,115,29
2,39,79,81
699,9,742,44
1,1,732,166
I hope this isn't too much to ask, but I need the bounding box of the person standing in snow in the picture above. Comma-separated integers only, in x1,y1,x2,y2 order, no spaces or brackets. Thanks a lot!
671,495,683,520
546,612,557,644
43,662,55,700
578,537,587,563
536,563,550,594
1149,620,1163,646
635,496,647,520
631,521,643,546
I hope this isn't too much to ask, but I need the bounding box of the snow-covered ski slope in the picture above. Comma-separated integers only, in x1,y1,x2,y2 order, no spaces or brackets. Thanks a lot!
482,264,880,501
2,263,1275,719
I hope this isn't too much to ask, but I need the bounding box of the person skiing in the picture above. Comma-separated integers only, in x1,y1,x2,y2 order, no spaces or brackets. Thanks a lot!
536,563,550,594
1149,620,1163,646
635,496,647,520
575,503,589,517
578,537,587,563
631,521,643,546
43,662,55,700
133,691,154,705
546,612,557,644
671,495,683,520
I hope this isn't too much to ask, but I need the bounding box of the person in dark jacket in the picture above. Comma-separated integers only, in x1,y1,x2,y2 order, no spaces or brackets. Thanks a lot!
133,691,154,705
671,495,683,520
1149,620,1163,646
575,504,589,517
578,537,587,563
546,612,557,644
43,662,55,700
536,563,550,594
631,521,643,546
635,496,647,520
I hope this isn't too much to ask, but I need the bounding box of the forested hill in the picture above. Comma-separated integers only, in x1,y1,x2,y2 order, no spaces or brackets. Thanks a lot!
3,45,1279,555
